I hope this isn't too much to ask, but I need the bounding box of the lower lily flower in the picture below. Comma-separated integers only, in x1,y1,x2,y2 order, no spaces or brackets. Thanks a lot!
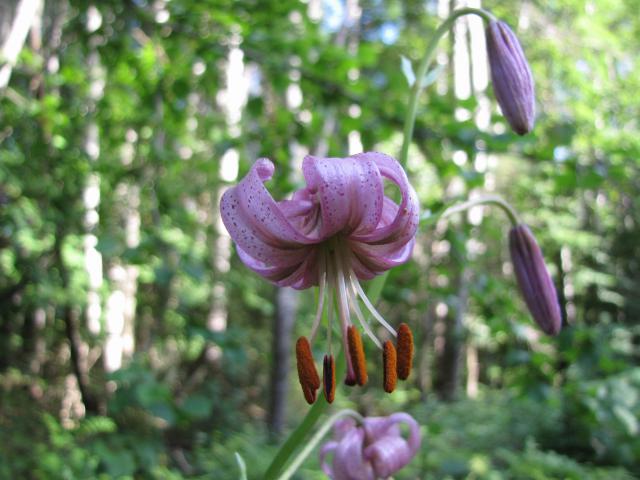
220,152,420,403
319,412,421,480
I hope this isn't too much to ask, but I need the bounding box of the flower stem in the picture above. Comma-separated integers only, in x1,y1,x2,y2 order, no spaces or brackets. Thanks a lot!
439,194,520,226
399,7,494,167
263,355,345,480
277,409,364,480
235,452,248,480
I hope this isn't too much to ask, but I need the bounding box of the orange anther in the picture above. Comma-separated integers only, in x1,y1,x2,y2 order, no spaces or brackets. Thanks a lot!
323,355,336,403
396,323,414,381
347,325,368,386
383,340,397,393
296,336,319,404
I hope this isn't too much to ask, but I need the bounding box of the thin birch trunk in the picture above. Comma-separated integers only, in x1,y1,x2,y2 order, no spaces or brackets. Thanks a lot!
0,0,43,90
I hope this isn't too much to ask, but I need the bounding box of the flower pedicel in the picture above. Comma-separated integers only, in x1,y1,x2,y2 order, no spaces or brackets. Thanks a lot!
220,152,419,403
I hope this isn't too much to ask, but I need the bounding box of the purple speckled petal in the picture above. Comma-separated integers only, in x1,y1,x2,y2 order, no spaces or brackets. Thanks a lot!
302,155,384,238
320,441,339,478
363,413,421,478
332,418,358,440
237,246,318,289
347,153,419,278
350,237,416,276
332,429,376,480
220,158,315,256
362,416,400,442
351,152,419,245
220,159,318,287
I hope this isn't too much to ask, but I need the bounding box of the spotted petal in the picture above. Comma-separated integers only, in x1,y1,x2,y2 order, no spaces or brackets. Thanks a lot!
302,154,384,238
363,413,421,478
349,152,420,277
331,429,376,480
220,159,316,287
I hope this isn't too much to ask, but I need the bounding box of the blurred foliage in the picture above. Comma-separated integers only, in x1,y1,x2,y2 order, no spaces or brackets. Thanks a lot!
1,0,639,478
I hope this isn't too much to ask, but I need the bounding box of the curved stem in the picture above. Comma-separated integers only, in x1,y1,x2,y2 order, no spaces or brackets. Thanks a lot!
277,409,364,480
439,194,520,226
235,453,248,480
399,7,495,167
263,353,346,480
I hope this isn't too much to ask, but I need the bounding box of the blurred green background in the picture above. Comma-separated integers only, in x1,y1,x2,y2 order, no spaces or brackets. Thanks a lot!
1,0,638,478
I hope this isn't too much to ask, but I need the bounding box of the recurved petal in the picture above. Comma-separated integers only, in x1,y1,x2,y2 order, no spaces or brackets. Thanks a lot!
332,418,358,441
362,416,401,442
350,153,419,248
319,441,339,478
236,245,317,289
363,413,421,478
350,236,416,277
220,159,317,282
302,154,384,239
332,429,376,480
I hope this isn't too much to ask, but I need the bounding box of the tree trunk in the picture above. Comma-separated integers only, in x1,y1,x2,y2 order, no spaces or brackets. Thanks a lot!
0,0,43,89
267,287,299,437
436,255,469,402
54,232,99,414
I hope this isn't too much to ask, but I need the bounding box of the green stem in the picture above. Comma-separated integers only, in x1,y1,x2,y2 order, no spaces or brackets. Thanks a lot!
278,409,364,480
439,194,520,226
235,452,248,480
263,352,345,480
263,397,329,480
399,7,495,167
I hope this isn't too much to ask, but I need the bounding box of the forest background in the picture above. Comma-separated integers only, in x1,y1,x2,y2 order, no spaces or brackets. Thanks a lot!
1,0,639,478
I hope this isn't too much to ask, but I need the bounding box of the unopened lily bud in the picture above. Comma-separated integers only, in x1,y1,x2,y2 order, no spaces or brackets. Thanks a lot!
509,224,562,335
486,20,535,135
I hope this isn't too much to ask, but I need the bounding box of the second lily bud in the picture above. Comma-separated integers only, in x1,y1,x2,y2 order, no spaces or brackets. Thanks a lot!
509,224,562,335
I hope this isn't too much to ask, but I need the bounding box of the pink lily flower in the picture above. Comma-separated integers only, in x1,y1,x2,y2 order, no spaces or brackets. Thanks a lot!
319,413,421,480
220,152,419,402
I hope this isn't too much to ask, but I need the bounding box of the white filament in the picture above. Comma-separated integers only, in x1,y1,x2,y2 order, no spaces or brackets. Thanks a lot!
309,255,327,342
350,270,397,337
347,277,382,349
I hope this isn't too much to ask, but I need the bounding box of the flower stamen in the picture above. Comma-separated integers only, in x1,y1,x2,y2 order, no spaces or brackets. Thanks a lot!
347,325,368,386
396,323,414,380
383,340,397,393
323,354,336,403
347,278,383,349
309,253,327,343
296,336,320,404
333,245,357,386
349,271,398,338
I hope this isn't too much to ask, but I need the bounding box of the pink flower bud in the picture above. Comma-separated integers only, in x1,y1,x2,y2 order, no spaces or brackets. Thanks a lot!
509,224,562,335
486,20,535,135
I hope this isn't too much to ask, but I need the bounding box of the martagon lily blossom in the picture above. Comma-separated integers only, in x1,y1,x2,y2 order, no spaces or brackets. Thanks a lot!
319,413,421,480
220,152,420,403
